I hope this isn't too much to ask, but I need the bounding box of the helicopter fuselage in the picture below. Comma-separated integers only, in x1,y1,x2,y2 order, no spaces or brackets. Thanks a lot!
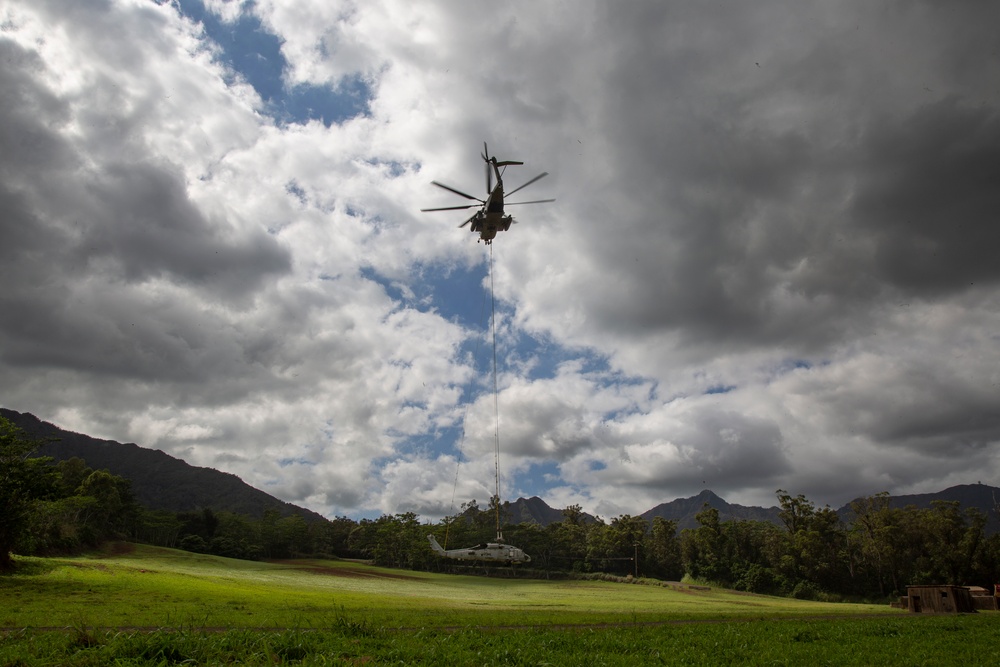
428,534,531,563
420,143,551,245
468,184,513,244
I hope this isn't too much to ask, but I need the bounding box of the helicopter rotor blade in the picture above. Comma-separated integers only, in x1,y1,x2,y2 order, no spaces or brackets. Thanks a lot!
486,159,492,194
431,181,482,201
506,172,548,197
505,199,555,206
421,204,480,212
458,212,479,228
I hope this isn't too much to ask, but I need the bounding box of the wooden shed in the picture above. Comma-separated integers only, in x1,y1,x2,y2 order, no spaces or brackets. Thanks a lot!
906,585,976,613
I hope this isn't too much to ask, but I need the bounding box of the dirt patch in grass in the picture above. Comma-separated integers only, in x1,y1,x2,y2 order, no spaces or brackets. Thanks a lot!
65,562,113,573
291,563,422,581
96,542,137,557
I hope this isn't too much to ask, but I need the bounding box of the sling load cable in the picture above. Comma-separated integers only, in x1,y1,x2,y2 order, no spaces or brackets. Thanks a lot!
489,243,503,542
444,255,492,550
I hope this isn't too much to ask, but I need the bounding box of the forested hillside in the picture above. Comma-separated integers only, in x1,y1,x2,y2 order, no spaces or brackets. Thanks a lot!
6,409,999,533
5,409,1000,603
1,409,325,523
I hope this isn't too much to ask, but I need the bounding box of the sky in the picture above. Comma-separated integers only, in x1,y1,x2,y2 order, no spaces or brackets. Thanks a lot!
3,0,1000,522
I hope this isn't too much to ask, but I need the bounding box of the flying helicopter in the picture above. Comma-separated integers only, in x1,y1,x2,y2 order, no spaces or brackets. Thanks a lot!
427,534,531,564
421,143,554,244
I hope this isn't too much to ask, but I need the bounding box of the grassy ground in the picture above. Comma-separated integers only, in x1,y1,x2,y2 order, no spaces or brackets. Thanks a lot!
2,616,999,666
1,544,897,629
5,545,995,665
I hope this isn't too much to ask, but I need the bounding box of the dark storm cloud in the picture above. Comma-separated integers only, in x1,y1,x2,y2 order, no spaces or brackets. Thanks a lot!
0,40,74,176
518,6,853,359
521,1,1000,368
653,408,792,491
577,406,793,505
811,357,1000,451
851,100,1000,295
80,160,291,297
492,0,1000,511
0,22,289,384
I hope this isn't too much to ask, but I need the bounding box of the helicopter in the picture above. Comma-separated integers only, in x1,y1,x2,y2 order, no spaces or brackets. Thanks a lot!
427,534,532,564
421,143,554,244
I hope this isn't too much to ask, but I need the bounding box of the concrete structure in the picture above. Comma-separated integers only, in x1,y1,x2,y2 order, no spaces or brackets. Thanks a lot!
967,586,998,611
906,585,976,613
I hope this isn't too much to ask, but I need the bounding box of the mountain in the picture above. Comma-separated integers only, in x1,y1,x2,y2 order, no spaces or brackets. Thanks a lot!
5,408,998,533
505,496,596,525
640,489,783,531
1,408,327,523
839,484,1000,535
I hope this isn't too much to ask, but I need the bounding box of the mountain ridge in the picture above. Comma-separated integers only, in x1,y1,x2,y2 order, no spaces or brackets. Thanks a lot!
5,408,998,532
1,408,327,523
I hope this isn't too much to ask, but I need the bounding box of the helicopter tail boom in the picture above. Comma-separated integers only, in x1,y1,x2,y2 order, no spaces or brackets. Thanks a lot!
427,534,446,554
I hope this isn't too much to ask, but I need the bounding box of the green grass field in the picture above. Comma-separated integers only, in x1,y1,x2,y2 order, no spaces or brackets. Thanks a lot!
1,544,894,629
2,544,997,665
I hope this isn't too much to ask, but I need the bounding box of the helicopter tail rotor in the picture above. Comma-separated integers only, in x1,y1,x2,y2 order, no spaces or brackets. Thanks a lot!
482,142,524,192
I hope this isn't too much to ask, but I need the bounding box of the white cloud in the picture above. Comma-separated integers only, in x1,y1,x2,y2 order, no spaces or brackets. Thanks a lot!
3,0,1000,521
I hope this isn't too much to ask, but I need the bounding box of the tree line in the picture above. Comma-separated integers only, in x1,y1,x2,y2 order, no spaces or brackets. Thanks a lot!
3,416,998,601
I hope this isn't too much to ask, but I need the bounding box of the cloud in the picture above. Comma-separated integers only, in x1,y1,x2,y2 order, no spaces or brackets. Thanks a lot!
851,99,1000,294
3,0,1000,522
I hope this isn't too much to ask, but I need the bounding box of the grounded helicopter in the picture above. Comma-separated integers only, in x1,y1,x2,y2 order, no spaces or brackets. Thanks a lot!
427,534,531,564
421,143,554,244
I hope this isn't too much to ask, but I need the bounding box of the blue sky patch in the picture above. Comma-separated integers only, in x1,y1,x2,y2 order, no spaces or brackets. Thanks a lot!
278,457,315,467
360,266,408,306
414,260,491,328
365,158,412,178
511,460,562,499
176,0,371,126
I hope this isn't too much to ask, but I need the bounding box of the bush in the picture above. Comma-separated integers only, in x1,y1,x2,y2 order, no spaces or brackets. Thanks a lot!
791,581,820,600
733,563,780,595
179,534,208,554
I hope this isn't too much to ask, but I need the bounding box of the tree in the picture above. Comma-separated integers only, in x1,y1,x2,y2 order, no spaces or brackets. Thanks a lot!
212,512,261,559
506,522,551,573
258,509,282,558
55,457,91,495
849,492,903,596
311,516,357,556
776,490,849,595
647,517,683,581
133,509,183,547
177,508,219,544
681,505,730,584
913,501,986,585
552,505,591,572
366,513,424,568
77,469,134,541
593,515,646,576
724,519,786,595
0,416,57,569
